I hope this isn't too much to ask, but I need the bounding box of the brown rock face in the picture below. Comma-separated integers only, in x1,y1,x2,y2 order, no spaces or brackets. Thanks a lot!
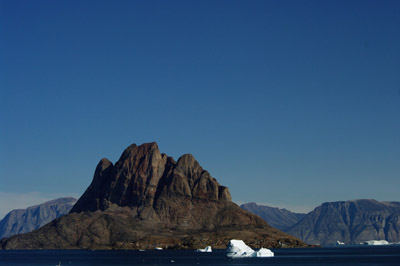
1,142,306,250
71,143,168,212
71,142,233,227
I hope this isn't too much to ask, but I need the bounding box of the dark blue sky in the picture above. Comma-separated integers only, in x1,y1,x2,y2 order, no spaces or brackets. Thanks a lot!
1,0,399,217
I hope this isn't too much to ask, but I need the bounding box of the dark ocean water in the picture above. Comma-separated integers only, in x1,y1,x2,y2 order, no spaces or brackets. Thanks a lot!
1,246,399,266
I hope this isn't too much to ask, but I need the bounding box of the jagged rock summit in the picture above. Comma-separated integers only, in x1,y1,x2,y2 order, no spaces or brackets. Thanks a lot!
1,142,306,250
71,142,231,216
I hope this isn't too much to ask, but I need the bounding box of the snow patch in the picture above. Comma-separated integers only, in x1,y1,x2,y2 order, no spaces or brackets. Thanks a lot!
227,240,274,258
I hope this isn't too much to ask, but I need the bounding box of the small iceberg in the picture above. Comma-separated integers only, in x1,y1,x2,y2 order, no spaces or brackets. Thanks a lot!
256,248,274,257
196,246,212,252
227,240,274,258
227,240,255,258
336,241,345,245
364,240,389,246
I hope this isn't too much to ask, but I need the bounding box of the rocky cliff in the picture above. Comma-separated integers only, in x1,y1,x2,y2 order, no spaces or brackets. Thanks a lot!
1,142,306,250
0,197,76,238
241,202,306,231
286,199,400,246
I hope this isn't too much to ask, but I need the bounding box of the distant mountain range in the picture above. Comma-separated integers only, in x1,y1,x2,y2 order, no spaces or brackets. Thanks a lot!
3,192,399,248
2,150,398,249
240,202,306,231
0,197,76,239
242,199,400,246
287,199,400,246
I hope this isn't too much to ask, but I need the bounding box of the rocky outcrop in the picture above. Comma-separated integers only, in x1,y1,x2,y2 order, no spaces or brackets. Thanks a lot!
70,143,233,228
241,202,306,231
286,199,400,246
1,142,306,250
0,197,77,238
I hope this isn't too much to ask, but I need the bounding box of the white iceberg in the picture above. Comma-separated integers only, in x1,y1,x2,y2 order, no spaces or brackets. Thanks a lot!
336,241,345,245
196,246,212,252
227,240,255,258
227,240,274,258
256,248,275,257
364,240,389,245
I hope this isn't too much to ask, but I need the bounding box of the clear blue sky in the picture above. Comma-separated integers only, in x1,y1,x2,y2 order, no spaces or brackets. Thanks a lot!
1,0,399,218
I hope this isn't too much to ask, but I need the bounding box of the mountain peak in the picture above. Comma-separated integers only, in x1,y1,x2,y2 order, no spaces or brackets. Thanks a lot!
71,142,232,214
119,142,160,159
1,142,306,250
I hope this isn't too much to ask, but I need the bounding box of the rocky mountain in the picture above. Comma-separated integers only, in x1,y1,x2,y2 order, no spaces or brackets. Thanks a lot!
1,142,306,250
0,197,77,239
286,199,400,246
241,202,306,231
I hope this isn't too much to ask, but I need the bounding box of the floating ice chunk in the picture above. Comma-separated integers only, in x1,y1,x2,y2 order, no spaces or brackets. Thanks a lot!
196,246,212,252
336,241,345,245
256,248,274,257
227,240,274,258
364,240,389,245
227,240,255,257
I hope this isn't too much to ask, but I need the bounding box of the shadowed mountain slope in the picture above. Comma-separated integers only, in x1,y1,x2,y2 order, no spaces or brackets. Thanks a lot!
241,202,306,231
0,197,76,238
286,199,400,246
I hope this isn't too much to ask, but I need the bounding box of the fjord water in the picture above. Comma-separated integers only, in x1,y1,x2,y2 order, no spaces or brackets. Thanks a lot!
1,246,399,266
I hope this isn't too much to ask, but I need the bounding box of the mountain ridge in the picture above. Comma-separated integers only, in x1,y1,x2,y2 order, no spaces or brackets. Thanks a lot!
286,199,400,246
240,202,306,231
1,142,306,250
0,197,77,239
